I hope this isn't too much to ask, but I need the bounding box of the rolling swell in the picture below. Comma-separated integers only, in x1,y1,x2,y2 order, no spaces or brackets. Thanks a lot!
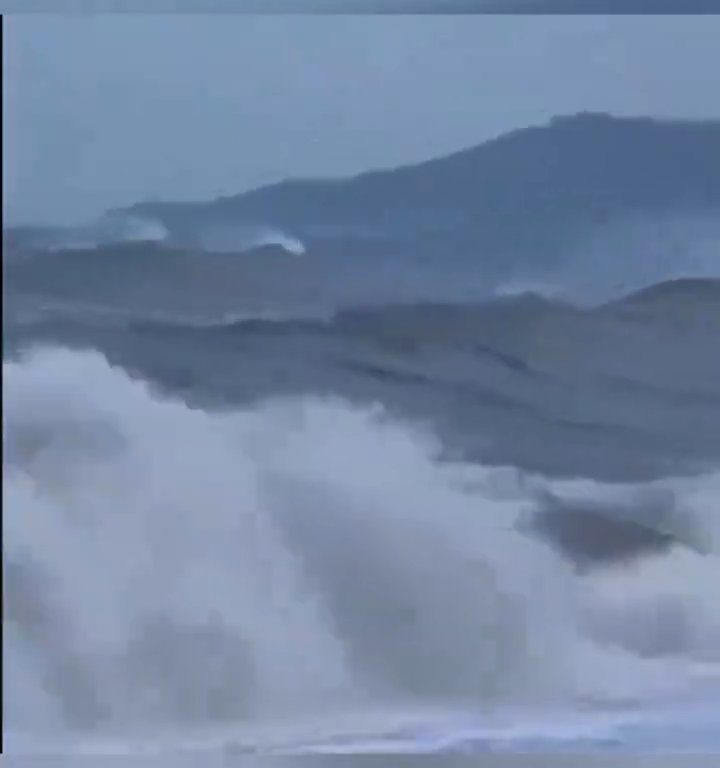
6,280,720,485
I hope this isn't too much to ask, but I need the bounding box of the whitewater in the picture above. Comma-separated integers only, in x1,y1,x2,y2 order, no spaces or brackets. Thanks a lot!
5,339,720,757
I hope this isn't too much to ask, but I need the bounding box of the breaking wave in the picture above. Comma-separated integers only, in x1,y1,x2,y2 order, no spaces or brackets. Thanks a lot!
189,222,306,255
5,347,720,750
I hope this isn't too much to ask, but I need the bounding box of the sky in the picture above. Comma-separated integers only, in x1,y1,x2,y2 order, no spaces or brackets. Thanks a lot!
4,15,720,226
3,2,718,11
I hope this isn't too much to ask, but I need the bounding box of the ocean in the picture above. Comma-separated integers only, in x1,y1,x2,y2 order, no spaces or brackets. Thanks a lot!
4,215,720,761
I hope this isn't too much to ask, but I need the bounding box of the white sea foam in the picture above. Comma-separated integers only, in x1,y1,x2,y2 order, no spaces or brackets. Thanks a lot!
4,347,720,752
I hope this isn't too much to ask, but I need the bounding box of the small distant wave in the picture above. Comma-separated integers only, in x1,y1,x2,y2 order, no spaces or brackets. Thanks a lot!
181,221,306,256
5,214,169,253
244,228,306,256
106,214,169,245
5,296,332,334
493,280,564,300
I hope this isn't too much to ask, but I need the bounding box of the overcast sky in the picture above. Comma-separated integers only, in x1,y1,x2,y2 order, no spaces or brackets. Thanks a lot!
5,15,720,226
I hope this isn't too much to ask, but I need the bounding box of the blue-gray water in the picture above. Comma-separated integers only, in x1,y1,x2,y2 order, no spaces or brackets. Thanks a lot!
4,220,720,758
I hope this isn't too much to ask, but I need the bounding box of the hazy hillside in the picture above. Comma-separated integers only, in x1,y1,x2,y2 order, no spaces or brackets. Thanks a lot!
118,113,720,268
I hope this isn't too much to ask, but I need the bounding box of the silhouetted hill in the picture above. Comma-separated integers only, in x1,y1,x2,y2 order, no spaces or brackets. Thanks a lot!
118,113,720,269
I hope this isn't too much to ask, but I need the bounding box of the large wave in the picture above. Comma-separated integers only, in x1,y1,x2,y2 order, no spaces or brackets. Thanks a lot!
5,347,720,752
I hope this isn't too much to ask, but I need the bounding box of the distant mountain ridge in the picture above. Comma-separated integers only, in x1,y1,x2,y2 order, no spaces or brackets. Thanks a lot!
115,112,720,267
6,113,720,283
